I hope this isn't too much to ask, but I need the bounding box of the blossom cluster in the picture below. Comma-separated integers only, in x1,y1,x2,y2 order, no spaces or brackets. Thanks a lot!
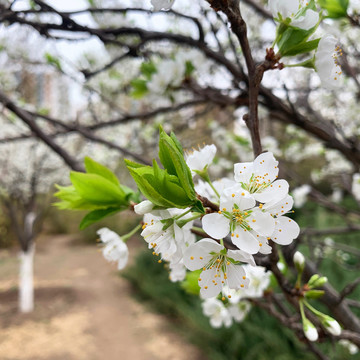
128,144,300,309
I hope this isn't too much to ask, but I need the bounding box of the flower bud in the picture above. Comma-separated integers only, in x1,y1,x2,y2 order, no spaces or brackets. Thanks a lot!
293,251,305,273
303,318,318,342
134,200,154,215
308,275,328,289
322,317,341,336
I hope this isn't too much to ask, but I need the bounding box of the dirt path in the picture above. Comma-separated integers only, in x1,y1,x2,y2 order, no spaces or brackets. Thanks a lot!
0,235,205,360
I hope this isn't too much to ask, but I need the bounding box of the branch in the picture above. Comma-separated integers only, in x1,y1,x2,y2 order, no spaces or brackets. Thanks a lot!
0,90,83,171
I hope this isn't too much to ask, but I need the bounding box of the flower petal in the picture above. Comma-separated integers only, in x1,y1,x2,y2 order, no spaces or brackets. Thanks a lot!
183,238,223,271
227,263,249,289
248,208,275,237
231,228,260,254
199,267,223,299
227,249,256,266
202,213,230,239
253,152,279,183
254,179,289,203
234,162,254,183
271,217,300,245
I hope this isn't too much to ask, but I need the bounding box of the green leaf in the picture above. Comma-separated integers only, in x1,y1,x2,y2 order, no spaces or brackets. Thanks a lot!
84,157,120,186
305,290,325,299
281,38,320,57
185,60,195,77
79,207,121,230
54,185,105,210
191,199,206,214
45,53,62,71
70,172,127,205
125,159,193,208
130,79,148,99
180,270,201,295
140,62,157,79
318,0,349,18
159,128,196,201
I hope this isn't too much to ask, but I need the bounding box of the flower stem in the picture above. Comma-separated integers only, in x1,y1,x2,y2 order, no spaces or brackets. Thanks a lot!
303,299,326,319
122,223,142,242
174,208,192,220
176,214,202,228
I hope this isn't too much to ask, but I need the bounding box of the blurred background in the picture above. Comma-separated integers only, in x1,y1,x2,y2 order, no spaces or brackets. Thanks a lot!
0,0,360,359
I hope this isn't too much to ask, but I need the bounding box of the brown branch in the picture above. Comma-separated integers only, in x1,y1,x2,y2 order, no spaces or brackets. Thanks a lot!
0,90,83,171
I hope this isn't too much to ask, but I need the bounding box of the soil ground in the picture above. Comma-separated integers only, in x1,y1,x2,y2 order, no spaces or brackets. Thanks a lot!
0,234,205,360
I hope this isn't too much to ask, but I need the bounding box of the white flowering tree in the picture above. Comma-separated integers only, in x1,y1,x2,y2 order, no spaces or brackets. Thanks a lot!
0,0,360,357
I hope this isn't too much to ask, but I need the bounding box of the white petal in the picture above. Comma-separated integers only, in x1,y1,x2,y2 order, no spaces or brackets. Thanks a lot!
227,249,256,266
183,238,222,271
234,162,254,183
291,9,319,30
248,208,275,237
199,267,222,299
202,213,230,239
227,263,248,289
258,239,272,255
231,228,260,254
263,194,294,216
254,179,289,203
253,152,279,183
271,217,300,245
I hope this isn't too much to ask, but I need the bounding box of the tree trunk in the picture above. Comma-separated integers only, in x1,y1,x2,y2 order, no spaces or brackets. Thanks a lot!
19,243,35,313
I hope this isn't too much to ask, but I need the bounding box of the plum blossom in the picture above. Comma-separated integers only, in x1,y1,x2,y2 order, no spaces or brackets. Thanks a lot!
262,195,300,246
234,152,289,203
186,144,217,173
195,177,236,202
269,0,319,30
293,251,305,270
303,319,319,341
292,184,311,208
352,173,360,201
323,318,341,336
151,0,174,11
183,238,251,299
315,35,343,90
97,228,129,270
339,340,359,355
202,185,275,254
202,298,232,328
141,209,194,262
228,301,252,323
134,200,154,215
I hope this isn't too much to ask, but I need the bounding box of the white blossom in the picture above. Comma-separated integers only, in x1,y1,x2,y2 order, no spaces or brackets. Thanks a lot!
315,35,343,90
352,173,360,201
262,194,300,246
134,200,154,215
228,301,252,323
183,238,251,299
292,184,311,208
97,228,129,270
269,0,319,30
339,340,359,355
234,152,289,203
202,186,275,254
186,144,217,173
293,251,305,269
304,319,319,342
202,298,233,328
323,318,341,336
151,0,175,11
141,210,194,262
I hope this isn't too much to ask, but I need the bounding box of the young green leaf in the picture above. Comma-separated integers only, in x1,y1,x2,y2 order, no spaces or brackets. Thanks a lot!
70,172,127,205
79,207,121,230
84,157,120,186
